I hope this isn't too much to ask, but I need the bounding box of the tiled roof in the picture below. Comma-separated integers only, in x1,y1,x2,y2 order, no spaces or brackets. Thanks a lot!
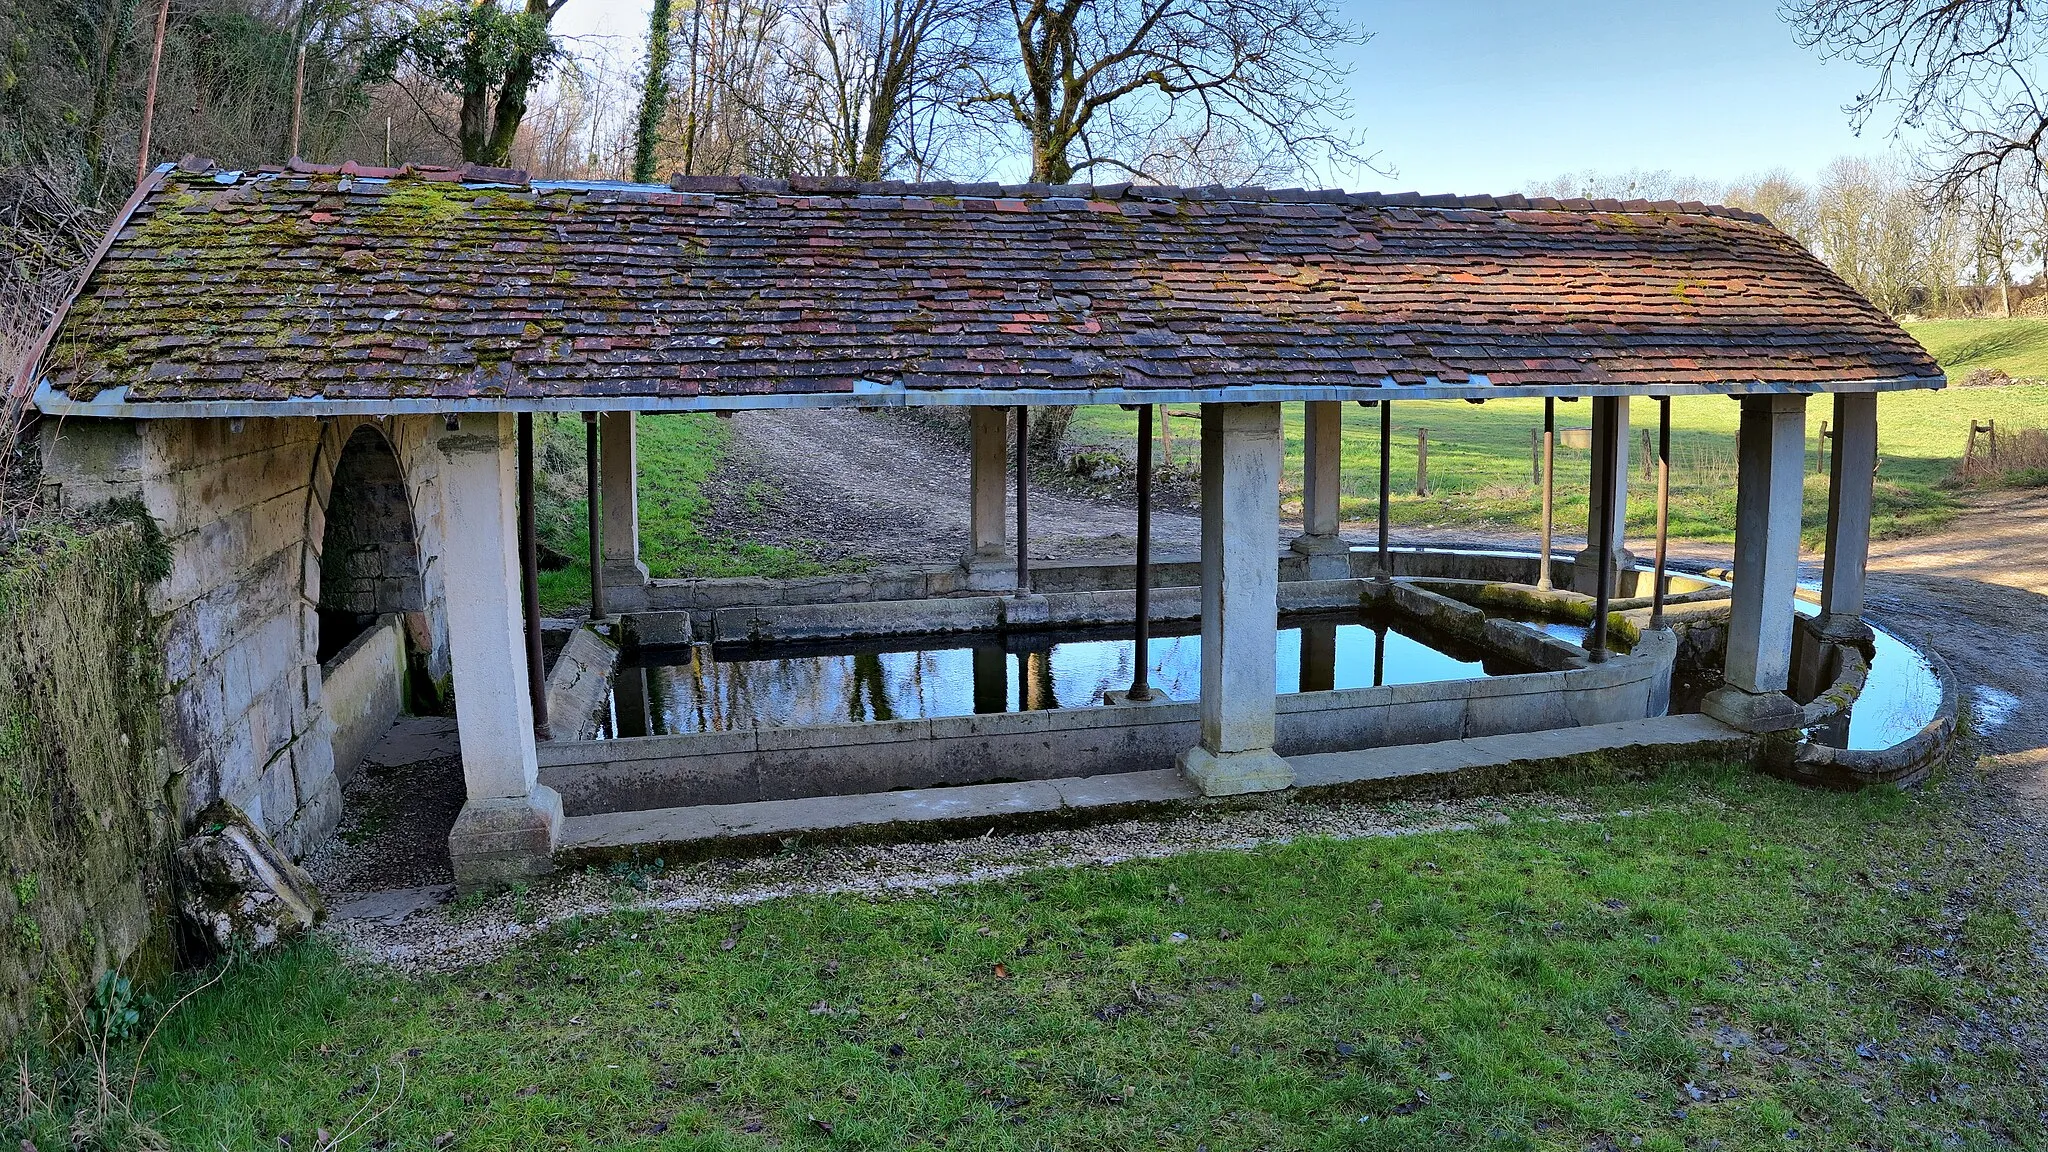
29,157,1941,408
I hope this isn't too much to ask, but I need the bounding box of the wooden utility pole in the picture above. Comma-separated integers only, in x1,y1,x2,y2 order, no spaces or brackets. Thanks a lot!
135,0,173,186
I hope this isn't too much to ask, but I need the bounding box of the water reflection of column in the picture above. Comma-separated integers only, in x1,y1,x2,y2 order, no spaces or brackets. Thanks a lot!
1298,618,1337,693
972,645,1008,714
1372,622,1387,687
1810,709,1851,750
614,664,652,738
1021,647,1057,711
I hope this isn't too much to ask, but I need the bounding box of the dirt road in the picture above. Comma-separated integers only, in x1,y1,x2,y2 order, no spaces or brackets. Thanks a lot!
716,408,1206,566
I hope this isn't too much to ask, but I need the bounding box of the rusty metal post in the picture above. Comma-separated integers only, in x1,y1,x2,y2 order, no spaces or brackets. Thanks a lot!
517,413,553,740
1651,397,1671,630
1377,400,1392,579
1537,398,1555,591
1588,398,1618,663
1014,406,1031,596
585,412,604,620
1128,405,1155,701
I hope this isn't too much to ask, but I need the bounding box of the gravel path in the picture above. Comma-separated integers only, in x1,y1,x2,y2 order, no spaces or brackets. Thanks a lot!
710,408,1209,566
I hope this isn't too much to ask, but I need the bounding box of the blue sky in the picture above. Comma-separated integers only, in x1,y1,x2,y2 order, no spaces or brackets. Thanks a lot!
1343,0,1891,193
556,0,1900,192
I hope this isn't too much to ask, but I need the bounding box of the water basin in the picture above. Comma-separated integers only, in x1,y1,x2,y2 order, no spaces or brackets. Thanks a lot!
603,610,1535,737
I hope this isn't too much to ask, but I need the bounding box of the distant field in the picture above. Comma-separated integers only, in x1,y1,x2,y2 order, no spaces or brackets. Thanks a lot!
1069,385,2048,547
1904,317,2048,380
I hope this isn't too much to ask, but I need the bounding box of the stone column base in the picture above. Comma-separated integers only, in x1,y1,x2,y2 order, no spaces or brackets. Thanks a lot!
961,554,1018,593
1179,746,1294,797
601,559,652,612
1811,611,1875,645
1289,533,1352,580
1700,686,1805,734
1568,546,1638,595
449,786,564,892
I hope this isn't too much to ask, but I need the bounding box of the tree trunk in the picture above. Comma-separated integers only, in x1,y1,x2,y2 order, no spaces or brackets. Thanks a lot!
632,0,674,182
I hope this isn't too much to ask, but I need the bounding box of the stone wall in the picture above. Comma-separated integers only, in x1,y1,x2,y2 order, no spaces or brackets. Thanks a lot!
0,516,178,1048
36,414,450,857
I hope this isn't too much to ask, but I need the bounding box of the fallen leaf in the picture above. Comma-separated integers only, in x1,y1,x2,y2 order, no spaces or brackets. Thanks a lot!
808,1114,834,1134
993,963,1010,979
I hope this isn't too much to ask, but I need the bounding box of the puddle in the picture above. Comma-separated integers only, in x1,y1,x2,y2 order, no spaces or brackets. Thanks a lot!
604,610,1537,737
1970,685,2019,733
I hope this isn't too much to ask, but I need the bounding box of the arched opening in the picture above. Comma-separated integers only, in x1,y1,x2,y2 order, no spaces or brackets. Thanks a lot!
317,426,425,662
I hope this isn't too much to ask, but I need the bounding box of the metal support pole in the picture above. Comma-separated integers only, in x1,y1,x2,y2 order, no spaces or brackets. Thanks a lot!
1651,397,1671,630
1128,405,1155,701
1588,398,1617,663
1377,399,1392,579
1537,398,1555,591
1014,405,1031,596
585,412,604,620
517,413,553,739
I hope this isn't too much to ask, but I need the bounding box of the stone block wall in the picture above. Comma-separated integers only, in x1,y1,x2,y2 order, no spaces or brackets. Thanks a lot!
38,414,450,858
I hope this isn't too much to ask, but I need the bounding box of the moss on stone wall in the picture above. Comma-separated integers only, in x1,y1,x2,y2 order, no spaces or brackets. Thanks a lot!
0,504,177,1050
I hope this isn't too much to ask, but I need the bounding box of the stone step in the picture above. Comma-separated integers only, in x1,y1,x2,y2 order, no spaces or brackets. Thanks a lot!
555,713,1752,862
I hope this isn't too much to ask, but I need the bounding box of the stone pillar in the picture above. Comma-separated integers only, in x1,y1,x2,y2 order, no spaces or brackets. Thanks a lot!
1180,403,1293,796
436,412,563,889
1817,391,1877,642
599,412,647,586
1703,394,1808,733
963,407,1013,590
1290,401,1350,579
1573,398,1634,593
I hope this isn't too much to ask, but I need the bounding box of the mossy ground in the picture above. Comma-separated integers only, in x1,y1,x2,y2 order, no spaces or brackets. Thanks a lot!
98,762,2045,1150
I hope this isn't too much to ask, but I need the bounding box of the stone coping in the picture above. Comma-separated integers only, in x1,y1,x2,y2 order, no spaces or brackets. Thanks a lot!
1773,625,1959,789
554,713,1746,864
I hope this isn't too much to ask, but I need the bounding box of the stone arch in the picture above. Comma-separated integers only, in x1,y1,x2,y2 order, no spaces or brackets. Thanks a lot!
312,424,425,661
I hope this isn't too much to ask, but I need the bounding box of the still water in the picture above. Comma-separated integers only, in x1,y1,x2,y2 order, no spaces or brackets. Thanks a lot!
606,611,1532,737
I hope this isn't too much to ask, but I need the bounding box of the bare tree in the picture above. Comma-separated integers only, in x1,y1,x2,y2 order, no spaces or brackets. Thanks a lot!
1788,0,2048,193
788,0,1000,179
976,0,1369,184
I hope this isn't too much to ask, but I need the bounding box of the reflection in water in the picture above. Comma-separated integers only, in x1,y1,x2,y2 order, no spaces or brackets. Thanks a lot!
1804,626,1943,752
605,611,1532,737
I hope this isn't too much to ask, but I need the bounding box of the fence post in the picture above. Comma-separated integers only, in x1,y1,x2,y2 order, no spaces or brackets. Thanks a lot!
1640,426,1653,479
1530,427,1540,485
1815,419,1830,474
1415,428,1429,496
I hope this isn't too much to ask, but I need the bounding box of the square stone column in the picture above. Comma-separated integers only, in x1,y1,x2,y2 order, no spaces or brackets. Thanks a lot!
1290,401,1350,579
1817,391,1877,642
599,412,647,585
434,412,563,889
963,407,1014,591
1572,398,1634,593
1704,394,1808,733
1180,402,1293,796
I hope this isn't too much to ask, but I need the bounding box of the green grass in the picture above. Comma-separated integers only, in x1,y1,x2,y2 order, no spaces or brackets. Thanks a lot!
1070,386,2048,546
533,414,828,614
88,765,2044,1149
1904,318,2048,380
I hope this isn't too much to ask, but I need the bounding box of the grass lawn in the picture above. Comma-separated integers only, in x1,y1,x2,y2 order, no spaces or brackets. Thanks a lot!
532,413,829,613
1905,319,2048,380
1069,385,2048,547
78,764,2043,1150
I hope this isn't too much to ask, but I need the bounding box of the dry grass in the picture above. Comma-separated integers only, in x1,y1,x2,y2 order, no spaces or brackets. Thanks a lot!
1958,423,2048,484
